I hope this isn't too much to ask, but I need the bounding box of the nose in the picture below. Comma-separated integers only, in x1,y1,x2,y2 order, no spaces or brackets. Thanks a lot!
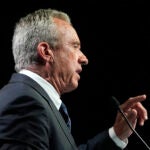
79,53,88,65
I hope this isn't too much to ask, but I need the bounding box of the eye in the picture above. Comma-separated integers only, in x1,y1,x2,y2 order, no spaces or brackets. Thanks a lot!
72,42,81,50
73,44,79,49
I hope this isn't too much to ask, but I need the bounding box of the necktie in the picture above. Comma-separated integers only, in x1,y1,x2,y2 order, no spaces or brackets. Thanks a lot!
59,102,71,131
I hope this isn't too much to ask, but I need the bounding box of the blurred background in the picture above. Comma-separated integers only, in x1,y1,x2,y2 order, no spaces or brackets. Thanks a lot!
0,0,150,149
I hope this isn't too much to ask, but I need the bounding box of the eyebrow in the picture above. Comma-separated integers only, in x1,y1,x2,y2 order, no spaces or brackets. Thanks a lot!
72,41,80,46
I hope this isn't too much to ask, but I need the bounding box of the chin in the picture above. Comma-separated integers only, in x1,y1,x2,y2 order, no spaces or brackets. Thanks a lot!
72,82,79,91
66,82,78,93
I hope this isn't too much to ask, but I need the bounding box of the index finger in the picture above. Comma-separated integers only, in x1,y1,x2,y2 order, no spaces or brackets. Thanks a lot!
121,94,147,110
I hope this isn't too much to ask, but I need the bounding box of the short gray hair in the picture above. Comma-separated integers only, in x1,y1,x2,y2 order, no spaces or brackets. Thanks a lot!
12,8,71,72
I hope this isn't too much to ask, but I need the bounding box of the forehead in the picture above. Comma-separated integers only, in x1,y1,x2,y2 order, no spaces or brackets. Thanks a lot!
53,18,80,43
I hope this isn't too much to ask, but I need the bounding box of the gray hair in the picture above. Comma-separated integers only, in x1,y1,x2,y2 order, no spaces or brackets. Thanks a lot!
12,8,71,72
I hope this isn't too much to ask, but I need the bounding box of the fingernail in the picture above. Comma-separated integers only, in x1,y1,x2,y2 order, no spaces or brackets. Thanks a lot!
141,122,144,126
145,115,148,120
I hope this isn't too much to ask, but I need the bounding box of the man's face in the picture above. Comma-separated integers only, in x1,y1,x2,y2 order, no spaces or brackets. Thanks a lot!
52,18,88,94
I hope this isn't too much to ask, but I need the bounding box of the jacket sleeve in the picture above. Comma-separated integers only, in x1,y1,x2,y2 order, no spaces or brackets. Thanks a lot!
78,130,126,150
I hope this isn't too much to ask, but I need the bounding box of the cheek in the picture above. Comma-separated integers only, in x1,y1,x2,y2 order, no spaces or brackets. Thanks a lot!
55,51,77,75
60,56,76,71
62,63,75,81
57,62,73,81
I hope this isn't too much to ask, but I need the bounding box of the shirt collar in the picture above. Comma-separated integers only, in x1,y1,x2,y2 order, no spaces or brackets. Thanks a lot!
19,69,62,110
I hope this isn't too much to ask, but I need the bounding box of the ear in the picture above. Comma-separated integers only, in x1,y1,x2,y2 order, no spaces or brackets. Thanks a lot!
37,42,54,62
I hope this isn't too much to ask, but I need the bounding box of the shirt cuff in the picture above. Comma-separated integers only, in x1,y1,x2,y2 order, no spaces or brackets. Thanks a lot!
109,127,128,149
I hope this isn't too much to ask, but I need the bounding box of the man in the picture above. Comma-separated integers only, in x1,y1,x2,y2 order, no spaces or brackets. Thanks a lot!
0,8,148,149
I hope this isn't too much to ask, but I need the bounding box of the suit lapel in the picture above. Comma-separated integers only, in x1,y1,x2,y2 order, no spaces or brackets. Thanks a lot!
9,73,77,149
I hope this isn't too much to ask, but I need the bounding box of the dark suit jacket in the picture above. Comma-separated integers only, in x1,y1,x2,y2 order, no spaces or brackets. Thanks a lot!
0,73,122,150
